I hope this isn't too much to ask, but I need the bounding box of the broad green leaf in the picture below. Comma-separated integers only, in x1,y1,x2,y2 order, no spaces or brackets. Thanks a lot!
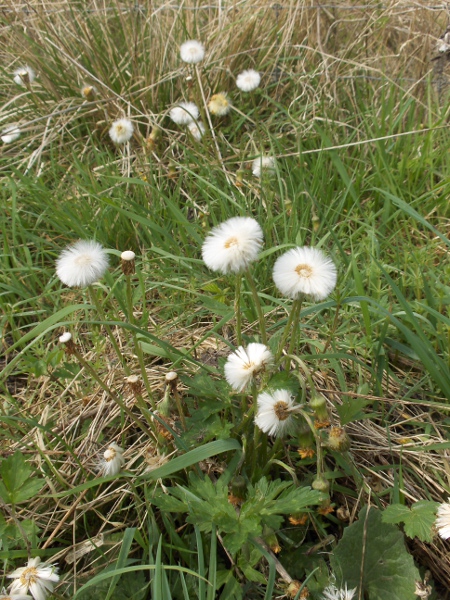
0,452,44,505
331,506,420,600
382,501,439,543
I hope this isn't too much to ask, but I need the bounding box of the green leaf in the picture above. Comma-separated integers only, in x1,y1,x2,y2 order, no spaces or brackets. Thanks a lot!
336,397,372,425
0,451,44,505
331,506,420,600
382,501,439,543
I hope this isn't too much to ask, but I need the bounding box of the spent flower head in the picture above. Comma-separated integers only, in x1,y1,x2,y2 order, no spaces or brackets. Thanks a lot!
109,118,134,144
169,102,199,126
208,93,231,116
56,239,109,288
1,126,21,144
273,246,337,301
8,557,59,600
252,155,276,178
13,66,35,86
225,343,274,392
180,39,205,64
236,69,261,92
98,442,125,477
81,85,96,101
202,216,263,274
436,498,450,540
255,389,297,437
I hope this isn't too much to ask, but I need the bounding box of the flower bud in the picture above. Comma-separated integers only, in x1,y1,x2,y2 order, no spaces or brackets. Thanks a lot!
228,475,247,505
327,426,351,452
312,475,329,494
309,393,328,421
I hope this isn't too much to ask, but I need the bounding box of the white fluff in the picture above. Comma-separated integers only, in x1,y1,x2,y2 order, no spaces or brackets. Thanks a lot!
56,240,109,288
201,216,263,274
273,246,337,301
224,343,274,392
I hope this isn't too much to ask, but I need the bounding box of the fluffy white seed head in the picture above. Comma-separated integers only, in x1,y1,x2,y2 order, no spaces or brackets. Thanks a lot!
225,343,274,392
8,557,59,600
255,389,296,437
1,126,21,144
98,442,125,477
188,121,205,141
236,69,261,92
180,40,205,64
252,155,276,178
169,102,200,126
56,240,109,288
436,499,450,540
13,66,36,86
202,216,263,274
272,246,337,301
109,118,134,144
322,584,357,600
121,250,135,261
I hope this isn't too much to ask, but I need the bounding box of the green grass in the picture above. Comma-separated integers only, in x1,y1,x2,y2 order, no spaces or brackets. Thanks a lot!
1,1,450,599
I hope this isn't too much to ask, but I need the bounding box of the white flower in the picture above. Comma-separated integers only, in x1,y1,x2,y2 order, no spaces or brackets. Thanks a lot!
56,240,109,288
255,389,297,437
436,498,450,540
1,126,21,144
109,118,134,144
169,102,200,125
252,155,276,178
273,246,337,301
225,343,274,392
8,557,59,600
208,93,231,116
13,66,35,86
322,584,357,600
0,586,32,600
188,121,205,141
98,442,125,476
180,40,205,64
236,69,261,92
202,216,263,274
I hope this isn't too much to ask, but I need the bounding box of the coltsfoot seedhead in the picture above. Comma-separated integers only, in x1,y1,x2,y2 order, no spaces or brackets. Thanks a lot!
121,250,136,275
126,374,142,396
59,331,76,355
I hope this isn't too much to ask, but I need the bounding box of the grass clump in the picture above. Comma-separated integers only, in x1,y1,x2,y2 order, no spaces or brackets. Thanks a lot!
1,1,450,599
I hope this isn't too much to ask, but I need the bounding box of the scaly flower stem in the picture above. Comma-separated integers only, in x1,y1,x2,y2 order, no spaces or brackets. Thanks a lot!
244,269,267,344
275,297,302,364
299,409,323,477
88,287,130,374
235,275,243,347
125,275,156,411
